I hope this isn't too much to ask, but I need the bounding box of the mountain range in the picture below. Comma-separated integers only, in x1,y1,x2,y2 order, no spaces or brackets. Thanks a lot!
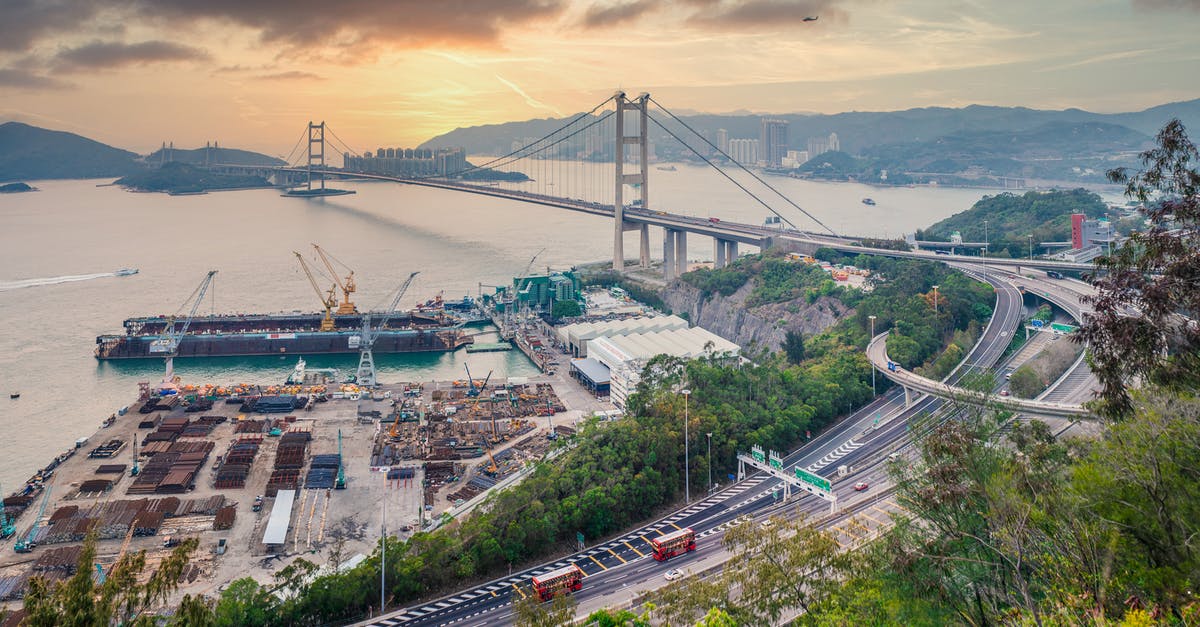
0,122,283,182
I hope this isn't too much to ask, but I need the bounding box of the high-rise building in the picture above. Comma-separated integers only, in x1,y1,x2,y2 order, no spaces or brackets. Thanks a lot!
828,132,839,152
728,138,759,166
716,128,729,155
759,119,789,167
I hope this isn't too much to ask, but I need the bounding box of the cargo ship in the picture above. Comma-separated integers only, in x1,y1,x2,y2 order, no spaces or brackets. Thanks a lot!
95,310,472,359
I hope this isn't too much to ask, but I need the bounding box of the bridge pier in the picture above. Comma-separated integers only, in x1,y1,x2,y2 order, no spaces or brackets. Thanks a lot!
663,229,677,279
714,238,727,269
639,224,650,269
675,230,688,275
903,386,916,408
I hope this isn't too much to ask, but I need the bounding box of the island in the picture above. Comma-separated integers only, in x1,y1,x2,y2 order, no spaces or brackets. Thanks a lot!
114,162,272,194
0,182,36,193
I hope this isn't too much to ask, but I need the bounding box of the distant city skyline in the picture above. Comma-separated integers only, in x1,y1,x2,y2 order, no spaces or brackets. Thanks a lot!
1,0,1197,155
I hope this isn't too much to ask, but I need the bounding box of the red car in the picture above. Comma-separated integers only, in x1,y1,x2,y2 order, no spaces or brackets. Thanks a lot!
853,481,869,491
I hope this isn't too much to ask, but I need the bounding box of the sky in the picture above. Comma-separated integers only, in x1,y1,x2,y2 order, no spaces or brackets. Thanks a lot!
1,0,1198,156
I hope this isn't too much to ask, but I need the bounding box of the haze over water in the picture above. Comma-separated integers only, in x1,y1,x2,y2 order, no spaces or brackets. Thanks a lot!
0,167,998,488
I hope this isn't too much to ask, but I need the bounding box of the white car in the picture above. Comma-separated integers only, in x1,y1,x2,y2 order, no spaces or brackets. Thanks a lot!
664,568,683,581
760,518,774,529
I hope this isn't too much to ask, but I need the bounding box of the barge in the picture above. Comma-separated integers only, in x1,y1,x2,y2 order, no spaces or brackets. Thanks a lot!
96,311,472,359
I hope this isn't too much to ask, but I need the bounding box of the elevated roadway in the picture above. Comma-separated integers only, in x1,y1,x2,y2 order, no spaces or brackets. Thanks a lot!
359,264,1039,627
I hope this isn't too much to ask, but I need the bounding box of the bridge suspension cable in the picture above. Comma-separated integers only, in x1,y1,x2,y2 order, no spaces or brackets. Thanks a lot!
280,126,310,167
644,111,810,235
648,96,839,237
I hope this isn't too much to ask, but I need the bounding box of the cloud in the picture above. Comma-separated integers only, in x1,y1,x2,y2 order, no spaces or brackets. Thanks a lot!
53,40,210,71
127,0,567,50
495,74,564,116
582,0,659,28
688,0,845,29
0,67,70,89
1132,0,1200,10
0,0,102,52
255,70,325,80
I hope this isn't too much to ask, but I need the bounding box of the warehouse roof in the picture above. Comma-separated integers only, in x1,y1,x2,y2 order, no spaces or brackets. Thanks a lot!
262,489,295,546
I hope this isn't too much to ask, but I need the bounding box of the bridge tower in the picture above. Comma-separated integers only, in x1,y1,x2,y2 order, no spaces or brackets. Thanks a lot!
612,93,651,272
307,121,327,193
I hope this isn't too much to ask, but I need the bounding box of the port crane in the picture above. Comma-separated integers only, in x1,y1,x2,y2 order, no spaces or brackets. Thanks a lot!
509,248,546,335
336,429,346,489
159,271,218,388
14,486,52,553
312,243,358,315
0,483,15,540
463,363,492,398
356,271,419,388
294,252,338,332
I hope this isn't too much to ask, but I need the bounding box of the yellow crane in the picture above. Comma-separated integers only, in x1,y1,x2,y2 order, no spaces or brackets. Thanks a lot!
312,243,358,315
294,252,338,332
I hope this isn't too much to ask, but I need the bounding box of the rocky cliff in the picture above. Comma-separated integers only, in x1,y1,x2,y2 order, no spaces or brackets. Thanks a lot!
659,279,851,352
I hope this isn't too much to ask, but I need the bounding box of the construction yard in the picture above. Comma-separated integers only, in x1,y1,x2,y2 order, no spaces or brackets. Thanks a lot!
0,374,587,610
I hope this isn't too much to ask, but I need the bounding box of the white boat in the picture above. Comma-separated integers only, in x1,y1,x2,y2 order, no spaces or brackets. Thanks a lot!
286,357,307,385
114,268,139,276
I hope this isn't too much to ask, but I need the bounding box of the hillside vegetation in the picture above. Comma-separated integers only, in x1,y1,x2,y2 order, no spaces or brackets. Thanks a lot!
916,188,1109,257
0,121,140,181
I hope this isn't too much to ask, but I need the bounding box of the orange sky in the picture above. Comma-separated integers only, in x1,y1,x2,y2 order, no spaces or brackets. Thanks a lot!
2,0,1198,155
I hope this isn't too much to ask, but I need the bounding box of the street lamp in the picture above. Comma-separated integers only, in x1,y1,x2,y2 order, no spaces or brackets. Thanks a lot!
1028,234,1033,261
706,432,713,495
868,315,877,396
983,220,989,272
681,389,691,504
932,285,939,317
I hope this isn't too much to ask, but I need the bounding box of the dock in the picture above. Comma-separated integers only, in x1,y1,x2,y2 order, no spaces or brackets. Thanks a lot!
465,341,512,353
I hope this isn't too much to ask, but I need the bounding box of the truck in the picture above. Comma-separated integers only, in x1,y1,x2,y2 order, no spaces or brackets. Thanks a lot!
650,527,696,561
530,564,584,602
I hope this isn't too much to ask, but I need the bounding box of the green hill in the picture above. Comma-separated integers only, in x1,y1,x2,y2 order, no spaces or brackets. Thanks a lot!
115,161,270,193
0,122,141,181
145,146,284,167
916,189,1108,256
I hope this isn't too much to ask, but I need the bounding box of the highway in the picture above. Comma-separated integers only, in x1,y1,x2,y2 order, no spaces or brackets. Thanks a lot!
358,263,1048,627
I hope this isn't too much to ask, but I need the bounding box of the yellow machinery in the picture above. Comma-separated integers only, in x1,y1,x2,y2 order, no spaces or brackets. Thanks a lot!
312,243,358,315
294,252,338,332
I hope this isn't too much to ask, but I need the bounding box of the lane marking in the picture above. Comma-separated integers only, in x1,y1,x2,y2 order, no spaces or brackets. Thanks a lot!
669,522,682,530
608,548,628,563
857,510,887,526
624,541,645,557
510,583,526,599
588,555,609,570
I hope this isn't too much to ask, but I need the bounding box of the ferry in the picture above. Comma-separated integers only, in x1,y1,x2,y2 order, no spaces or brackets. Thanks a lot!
115,268,139,276
656,165,677,172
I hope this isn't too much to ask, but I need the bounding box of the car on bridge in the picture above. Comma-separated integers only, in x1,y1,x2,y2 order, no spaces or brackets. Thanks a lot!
709,217,720,224
853,481,869,491
664,568,683,581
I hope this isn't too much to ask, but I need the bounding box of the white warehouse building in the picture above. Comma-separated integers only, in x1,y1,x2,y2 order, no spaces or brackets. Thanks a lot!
557,315,690,357
584,327,739,410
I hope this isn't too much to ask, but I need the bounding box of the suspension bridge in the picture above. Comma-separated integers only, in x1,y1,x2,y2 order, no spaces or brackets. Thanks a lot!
219,92,1095,275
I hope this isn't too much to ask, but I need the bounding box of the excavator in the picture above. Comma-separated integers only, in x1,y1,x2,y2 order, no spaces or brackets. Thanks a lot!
294,252,338,332
312,244,358,315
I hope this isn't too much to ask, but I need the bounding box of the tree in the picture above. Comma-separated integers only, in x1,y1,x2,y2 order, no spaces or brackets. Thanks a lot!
1079,119,1200,418
513,589,575,626
652,513,851,625
24,531,205,627
1008,364,1043,398
213,578,273,627
783,330,806,364
551,299,582,318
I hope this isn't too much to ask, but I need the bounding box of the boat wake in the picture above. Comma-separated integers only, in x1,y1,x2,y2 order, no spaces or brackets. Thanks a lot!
0,272,117,292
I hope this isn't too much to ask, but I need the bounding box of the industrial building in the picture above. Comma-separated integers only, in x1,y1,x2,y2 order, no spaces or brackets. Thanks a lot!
557,315,690,357
572,326,739,409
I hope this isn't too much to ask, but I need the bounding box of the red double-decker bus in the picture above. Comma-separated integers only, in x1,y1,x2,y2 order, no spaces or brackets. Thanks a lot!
531,564,584,601
650,527,696,561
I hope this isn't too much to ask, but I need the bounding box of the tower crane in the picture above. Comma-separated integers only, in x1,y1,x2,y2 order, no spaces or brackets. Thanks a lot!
159,271,218,389
356,271,419,388
294,252,337,332
312,243,358,315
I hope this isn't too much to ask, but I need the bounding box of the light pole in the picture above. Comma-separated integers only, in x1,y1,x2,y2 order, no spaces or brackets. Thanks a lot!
1028,234,1033,261
681,389,691,504
983,219,988,272
706,432,713,495
380,472,387,614
932,285,939,317
868,315,877,396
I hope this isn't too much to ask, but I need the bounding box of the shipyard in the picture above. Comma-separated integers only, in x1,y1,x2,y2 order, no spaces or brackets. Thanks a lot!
0,257,676,610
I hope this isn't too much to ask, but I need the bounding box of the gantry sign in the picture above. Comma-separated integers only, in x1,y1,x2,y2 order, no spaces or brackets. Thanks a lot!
738,445,838,514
